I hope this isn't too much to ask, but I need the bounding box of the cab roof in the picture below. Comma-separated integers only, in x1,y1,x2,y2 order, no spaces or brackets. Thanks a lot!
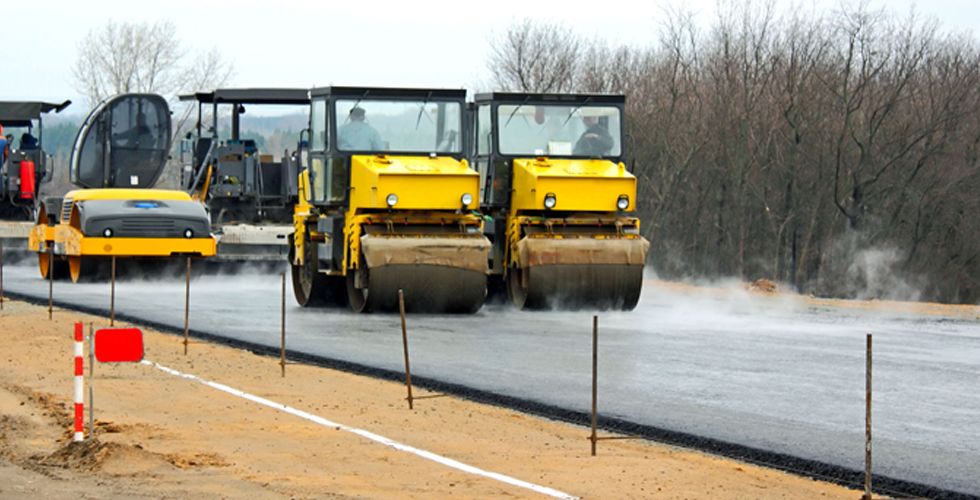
178,88,310,105
472,92,624,105
0,100,72,127
310,86,465,100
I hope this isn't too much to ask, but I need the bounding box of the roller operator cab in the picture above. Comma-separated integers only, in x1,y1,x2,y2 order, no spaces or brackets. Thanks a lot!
0,100,71,220
291,86,491,313
469,92,649,310
28,94,216,282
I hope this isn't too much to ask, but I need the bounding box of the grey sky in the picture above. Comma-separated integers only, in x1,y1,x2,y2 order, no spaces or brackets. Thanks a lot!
6,0,978,115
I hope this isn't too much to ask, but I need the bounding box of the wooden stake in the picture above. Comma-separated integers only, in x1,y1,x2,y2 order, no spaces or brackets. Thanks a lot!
864,333,873,500
110,256,116,326
183,257,191,355
590,315,598,456
399,289,414,410
47,246,53,320
280,272,286,377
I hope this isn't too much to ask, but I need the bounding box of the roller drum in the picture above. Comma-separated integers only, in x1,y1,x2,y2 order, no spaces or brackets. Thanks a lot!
350,264,487,313
510,236,649,311
349,234,492,314
509,263,643,311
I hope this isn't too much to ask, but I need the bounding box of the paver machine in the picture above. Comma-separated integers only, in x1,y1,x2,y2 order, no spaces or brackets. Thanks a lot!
468,92,649,310
29,93,216,281
179,88,308,224
291,86,490,313
0,100,71,221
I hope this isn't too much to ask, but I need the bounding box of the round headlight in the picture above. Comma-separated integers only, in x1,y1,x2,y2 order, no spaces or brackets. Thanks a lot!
543,193,557,210
617,195,630,211
102,228,113,238
183,228,194,239
386,193,398,207
461,193,474,206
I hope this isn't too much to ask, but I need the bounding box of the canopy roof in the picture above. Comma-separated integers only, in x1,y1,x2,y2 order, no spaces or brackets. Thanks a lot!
179,88,309,105
0,100,72,127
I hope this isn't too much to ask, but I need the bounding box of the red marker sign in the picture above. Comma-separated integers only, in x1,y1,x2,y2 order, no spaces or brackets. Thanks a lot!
94,328,144,363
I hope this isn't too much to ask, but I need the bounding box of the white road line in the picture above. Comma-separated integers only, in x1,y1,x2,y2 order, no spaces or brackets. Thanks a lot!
142,359,578,499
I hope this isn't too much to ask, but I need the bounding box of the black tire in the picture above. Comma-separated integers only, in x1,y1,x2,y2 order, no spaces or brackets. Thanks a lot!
290,236,344,307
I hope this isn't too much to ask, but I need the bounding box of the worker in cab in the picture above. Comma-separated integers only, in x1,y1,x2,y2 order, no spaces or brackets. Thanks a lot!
337,106,383,151
573,115,614,157
20,132,39,150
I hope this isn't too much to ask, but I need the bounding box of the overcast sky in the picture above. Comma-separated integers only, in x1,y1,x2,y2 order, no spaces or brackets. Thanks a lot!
5,0,978,115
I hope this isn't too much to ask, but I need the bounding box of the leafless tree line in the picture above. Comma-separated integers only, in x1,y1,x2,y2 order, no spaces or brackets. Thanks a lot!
488,5,980,304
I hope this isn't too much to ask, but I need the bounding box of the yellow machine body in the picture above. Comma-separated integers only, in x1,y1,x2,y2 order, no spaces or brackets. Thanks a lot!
31,188,216,282
292,154,490,313
504,157,649,310
509,157,636,213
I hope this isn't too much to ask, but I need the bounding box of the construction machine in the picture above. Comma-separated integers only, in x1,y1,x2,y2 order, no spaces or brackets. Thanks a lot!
291,86,490,313
468,92,648,310
28,93,216,282
0,100,71,221
178,88,309,262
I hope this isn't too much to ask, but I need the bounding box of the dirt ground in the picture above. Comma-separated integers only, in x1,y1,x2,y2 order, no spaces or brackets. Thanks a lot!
0,298,862,499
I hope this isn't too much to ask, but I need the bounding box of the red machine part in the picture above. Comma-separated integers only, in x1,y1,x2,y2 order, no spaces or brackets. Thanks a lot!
18,159,36,199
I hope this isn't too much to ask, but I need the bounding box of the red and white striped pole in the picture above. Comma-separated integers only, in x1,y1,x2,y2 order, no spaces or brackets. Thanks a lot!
73,322,84,442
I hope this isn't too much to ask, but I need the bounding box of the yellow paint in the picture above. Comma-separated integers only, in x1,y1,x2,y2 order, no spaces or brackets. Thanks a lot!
27,224,53,251
55,224,216,257
191,165,213,202
509,158,636,214
63,188,196,202
348,155,480,212
292,169,313,265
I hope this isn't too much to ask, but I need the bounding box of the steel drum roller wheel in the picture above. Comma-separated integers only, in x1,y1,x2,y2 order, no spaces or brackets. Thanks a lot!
509,264,644,311
348,264,487,314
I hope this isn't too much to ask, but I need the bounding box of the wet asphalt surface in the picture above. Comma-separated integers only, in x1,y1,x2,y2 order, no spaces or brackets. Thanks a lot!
2,264,978,497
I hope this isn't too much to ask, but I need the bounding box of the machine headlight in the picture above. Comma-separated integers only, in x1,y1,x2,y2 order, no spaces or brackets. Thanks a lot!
461,193,474,207
183,228,194,239
386,193,399,207
102,228,113,238
543,193,557,210
617,195,630,211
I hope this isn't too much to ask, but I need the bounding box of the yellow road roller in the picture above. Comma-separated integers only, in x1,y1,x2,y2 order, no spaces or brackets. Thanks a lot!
28,94,216,282
468,92,649,310
290,86,490,313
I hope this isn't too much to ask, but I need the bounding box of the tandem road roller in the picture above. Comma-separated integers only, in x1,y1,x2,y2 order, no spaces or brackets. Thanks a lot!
468,92,649,310
290,86,490,313
29,94,215,282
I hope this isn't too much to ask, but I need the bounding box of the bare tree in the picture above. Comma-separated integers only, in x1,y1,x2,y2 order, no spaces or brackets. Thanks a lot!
487,19,581,93
73,20,183,104
72,19,233,111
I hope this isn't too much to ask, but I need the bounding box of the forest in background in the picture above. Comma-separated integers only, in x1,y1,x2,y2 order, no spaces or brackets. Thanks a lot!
35,3,979,304
485,3,979,304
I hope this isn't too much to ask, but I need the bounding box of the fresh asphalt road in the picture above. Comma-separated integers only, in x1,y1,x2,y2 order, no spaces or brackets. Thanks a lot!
3,264,978,495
